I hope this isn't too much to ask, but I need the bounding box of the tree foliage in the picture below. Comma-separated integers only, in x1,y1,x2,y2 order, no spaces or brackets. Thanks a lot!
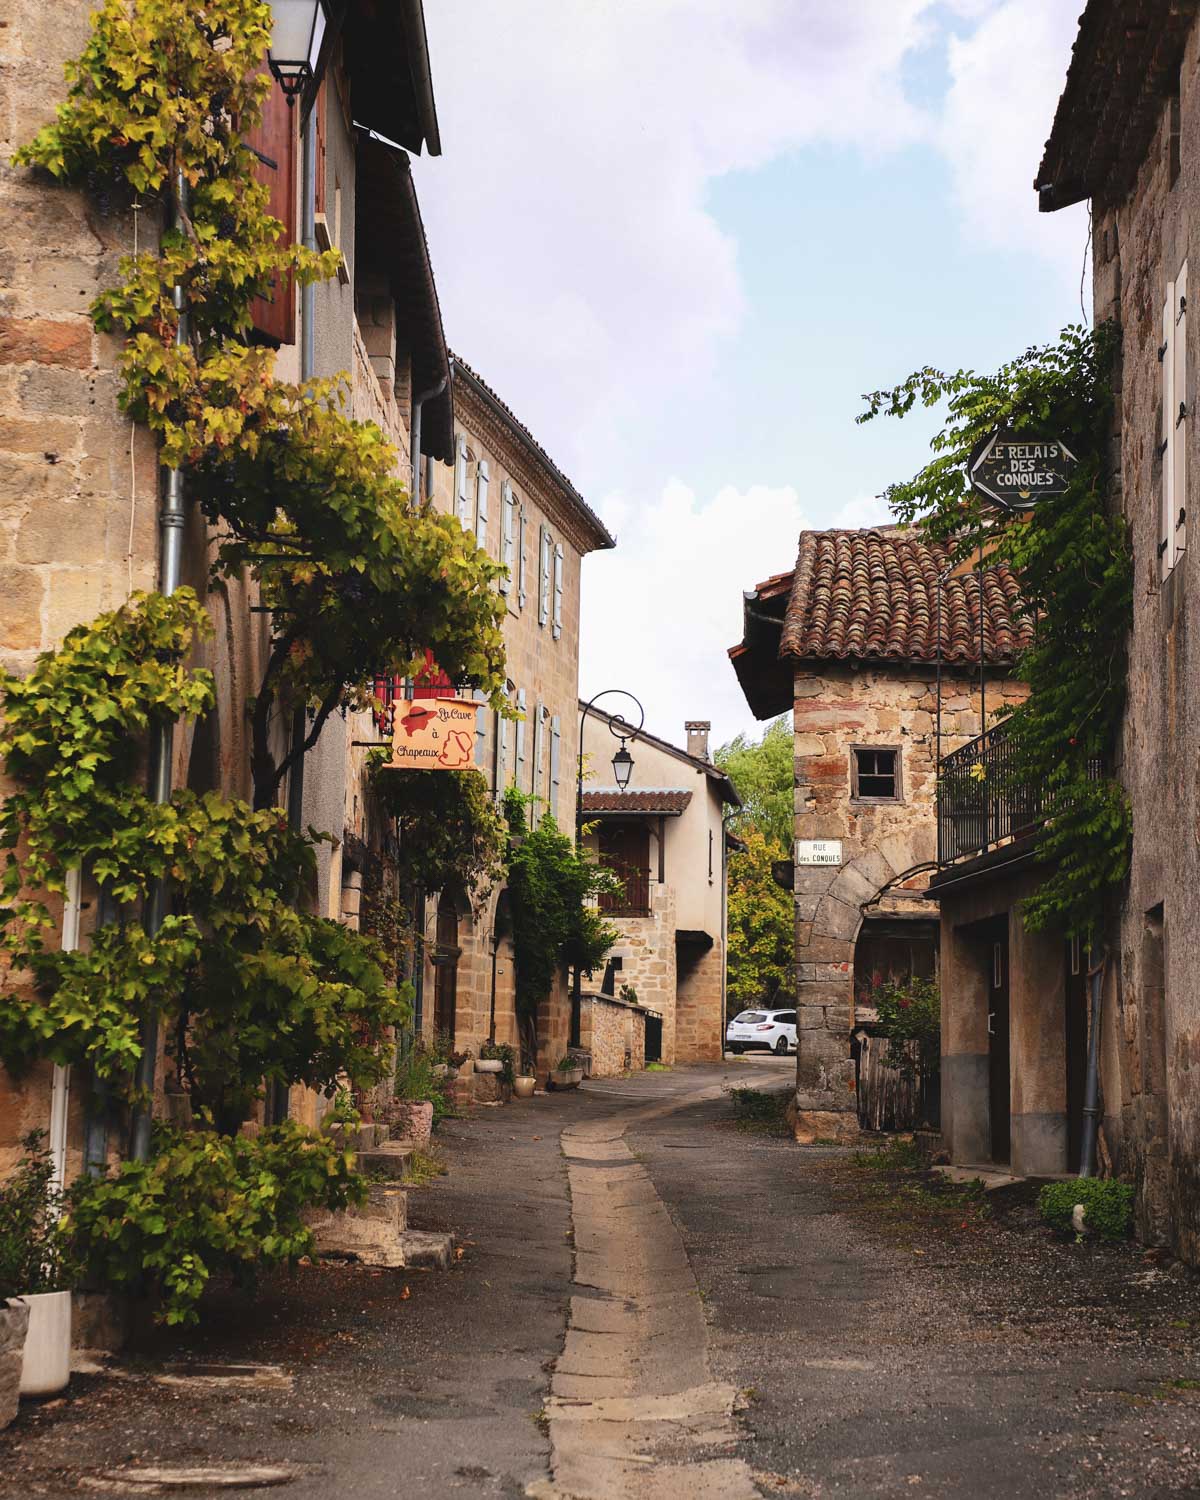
373,765,506,908
858,325,1131,941
17,0,507,810
715,715,793,850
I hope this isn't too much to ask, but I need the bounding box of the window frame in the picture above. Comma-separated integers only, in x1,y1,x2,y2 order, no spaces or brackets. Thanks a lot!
849,745,902,803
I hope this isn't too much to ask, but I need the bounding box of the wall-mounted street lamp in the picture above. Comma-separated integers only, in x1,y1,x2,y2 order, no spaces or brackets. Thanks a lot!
611,741,635,791
267,0,328,103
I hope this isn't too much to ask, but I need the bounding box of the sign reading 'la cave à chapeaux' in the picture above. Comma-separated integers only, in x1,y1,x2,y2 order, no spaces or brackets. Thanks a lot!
968,430,1077,509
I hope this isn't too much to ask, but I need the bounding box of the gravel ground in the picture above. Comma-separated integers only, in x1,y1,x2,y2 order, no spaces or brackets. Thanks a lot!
631,1079,1200,1499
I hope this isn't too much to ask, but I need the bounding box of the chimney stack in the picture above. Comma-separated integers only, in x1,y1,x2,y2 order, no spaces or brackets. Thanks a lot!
685,720,711,762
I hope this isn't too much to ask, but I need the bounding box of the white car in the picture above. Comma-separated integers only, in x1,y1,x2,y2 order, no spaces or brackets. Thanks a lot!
726,1008,797,1056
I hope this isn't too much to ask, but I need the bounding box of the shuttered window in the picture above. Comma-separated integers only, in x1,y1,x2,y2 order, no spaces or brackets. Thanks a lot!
495,682,513,791
517,506,528,610
1162,269,1189,579
552,543,564,640
455,436,471,525
532,703,546,826
549,715,561,822
475,460,490,550
473,688,487,769
499,482,515,594
538,525,552,627
515,688,527,787
245,73,297,345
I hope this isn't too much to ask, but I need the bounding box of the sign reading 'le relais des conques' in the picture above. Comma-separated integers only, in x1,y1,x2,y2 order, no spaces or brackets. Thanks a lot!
968,430,1077,510
387,695,480,771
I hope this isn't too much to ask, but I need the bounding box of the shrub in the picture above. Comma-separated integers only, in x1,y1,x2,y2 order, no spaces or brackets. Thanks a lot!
479,1040,516,1086
62,1122,363,1325
726,1087,790,1134
0,1132,68,1300
1038,1178,1134,1241
393,1044,453,1124
870,976,940,1081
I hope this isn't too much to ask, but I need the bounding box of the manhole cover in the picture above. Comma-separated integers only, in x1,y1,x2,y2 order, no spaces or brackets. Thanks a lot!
98,1465,295,1489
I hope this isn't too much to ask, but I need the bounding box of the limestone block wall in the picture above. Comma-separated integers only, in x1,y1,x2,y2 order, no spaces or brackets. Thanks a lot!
676,942,724,1064
582,994,646,1077
1088,19,1200,1260
606,882,677,1063
792,663,1025,1129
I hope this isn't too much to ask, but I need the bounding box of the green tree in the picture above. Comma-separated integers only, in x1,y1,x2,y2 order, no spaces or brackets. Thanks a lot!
715,718,794,1016
725,829,795,1015
715,715,793,850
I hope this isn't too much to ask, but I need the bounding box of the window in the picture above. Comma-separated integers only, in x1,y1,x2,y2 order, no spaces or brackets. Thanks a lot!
246,70,297,344
1161,264,1189,578
499,482,515,595
598,823,651,916
549,715,561,819
851,747,900,801
517,505,528,610
455,436,471,525
514,688,527,787
538,525,552,626
475,460,490,550
552,542,564,640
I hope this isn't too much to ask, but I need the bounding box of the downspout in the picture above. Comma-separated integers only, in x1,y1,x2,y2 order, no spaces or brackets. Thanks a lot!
48,869,82,1192
411,375,448,504
1078,950,1106,1177
130,171,190,1163
720,805,734,1059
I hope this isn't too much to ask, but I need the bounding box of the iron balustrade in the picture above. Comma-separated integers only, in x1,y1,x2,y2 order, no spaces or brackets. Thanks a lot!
599,865,652,918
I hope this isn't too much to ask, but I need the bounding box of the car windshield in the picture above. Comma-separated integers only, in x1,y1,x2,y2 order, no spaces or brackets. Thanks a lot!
733,1012,766,1023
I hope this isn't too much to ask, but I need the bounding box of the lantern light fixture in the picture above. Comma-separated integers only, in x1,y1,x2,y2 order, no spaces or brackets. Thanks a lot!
267,0,328,103
612,742,635,791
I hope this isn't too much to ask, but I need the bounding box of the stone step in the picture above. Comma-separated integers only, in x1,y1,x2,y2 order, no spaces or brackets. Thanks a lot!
400,1231,455,1271
326,1122,388,1152
306,1183,408,1267
355,1143,415,1180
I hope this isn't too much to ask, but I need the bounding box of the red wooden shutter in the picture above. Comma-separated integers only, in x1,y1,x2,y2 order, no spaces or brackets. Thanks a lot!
245,74,297,346
315,82,328,217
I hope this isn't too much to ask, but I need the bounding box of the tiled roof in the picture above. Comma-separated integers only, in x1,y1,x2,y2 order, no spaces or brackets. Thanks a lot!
779,528,1031,665
581,790,694,816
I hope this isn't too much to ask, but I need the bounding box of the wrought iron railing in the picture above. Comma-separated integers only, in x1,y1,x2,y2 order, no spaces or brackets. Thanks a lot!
599,865,652,918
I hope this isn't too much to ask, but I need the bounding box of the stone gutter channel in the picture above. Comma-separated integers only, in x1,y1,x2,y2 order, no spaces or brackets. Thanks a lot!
531,1086,758,1499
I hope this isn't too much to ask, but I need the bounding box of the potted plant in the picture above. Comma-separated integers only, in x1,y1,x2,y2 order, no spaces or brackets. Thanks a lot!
619,984,639,1006
478,1041,516,1085
0,1134,71,1399
555,1055,584,1089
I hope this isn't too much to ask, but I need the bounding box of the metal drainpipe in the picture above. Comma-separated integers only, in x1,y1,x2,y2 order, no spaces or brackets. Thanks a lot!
411,376,448,504
1078,950,1106,1177
720,805,734,1059
130,171,190,1163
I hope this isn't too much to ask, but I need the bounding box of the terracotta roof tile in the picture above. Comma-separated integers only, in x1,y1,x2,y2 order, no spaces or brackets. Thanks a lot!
581,790,693,815
778,528,1031,665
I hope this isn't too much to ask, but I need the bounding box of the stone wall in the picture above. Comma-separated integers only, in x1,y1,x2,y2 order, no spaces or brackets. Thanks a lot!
792,662,1025,1135
604,882,677,1063
676,942,723,1063
1089,15,1200,1258
582,994,646,1077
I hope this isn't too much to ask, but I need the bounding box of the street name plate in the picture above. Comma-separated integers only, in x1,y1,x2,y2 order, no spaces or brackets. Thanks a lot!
796,839,842,867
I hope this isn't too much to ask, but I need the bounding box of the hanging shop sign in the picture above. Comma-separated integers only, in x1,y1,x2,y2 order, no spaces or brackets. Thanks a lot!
796,839,843,867
968,429,1077,509
386,695,479,770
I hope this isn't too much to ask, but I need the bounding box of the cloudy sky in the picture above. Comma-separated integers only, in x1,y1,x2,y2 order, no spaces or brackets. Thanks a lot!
414,0,1089,751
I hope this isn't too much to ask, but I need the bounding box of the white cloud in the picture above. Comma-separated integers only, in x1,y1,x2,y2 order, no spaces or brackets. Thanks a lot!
579,479,808,750
833,494,894,530
939,0,1089,279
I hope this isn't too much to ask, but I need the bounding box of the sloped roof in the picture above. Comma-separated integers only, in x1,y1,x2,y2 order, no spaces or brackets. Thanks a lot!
1034,0,1200,211
581,704,741,808
581,790,693,816
780,528,1030,665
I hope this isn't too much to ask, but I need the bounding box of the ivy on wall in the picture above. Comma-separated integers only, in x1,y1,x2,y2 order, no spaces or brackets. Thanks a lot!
858,324,1132,942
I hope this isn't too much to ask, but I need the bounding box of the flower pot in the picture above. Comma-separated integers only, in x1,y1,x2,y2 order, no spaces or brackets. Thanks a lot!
513,1075,536,1099
475,1058,503,1074
0,1301,29,1429
17,1290,70,1397
556,1068,584,1089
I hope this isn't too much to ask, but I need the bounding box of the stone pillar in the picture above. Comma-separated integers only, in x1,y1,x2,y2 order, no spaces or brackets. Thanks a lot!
1009,909,1068,1175
793,870,858,1139
939,911,991,1166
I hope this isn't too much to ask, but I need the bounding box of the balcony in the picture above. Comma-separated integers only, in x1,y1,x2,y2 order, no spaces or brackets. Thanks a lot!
937,718,1101,866
598,865,652,918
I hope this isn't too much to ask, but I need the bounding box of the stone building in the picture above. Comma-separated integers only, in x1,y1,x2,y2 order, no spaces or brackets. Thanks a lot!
0,2,452,1165
409,357,615,1078
1015,0,1200,1254
730,527,1028,1140
579,714,740,1069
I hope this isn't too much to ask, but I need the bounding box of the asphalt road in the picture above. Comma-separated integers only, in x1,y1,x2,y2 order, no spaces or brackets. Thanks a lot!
2,1057,1199,1498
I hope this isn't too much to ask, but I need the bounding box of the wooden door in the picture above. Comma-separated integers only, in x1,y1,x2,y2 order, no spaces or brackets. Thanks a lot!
988,923,1011,1165
433,894,459,1042
598,822,650,915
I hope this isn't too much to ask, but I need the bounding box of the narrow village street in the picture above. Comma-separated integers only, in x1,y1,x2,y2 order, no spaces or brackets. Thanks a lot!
1,1066,1198,1499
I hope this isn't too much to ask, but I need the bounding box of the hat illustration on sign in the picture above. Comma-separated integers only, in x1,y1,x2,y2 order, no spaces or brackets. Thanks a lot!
399,702,438,738
438,730,474,769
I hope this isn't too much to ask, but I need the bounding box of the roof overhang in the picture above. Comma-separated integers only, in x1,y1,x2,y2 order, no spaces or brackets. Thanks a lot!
343,0,441,156
1035,0,1200,212
728,577,793,720
355,133,453,462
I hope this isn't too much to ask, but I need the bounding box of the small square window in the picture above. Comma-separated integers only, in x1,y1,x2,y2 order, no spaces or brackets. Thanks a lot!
852,747,899,801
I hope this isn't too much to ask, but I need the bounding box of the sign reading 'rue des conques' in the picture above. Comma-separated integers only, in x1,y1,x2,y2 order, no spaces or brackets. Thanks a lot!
968,430,1077,509
796,839,843,867
387,696,480,770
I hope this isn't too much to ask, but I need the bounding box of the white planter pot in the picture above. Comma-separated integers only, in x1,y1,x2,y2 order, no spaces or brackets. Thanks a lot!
475,1059,503,1074
557,1068,584,1089
17,1290,71,1397
513,1076,536,1099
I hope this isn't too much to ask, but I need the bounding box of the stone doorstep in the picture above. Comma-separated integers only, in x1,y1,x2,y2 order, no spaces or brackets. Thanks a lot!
933,1164,1077,1191
353,1142,415,1180
305,1182,408,1268
399,1230,455,1271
